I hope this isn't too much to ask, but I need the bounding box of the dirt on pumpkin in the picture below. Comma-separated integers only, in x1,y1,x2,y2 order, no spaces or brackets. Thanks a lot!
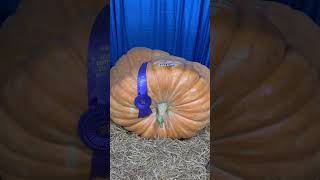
110,122,210,180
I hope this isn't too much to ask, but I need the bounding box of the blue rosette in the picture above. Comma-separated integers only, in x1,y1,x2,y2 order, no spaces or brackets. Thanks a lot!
78,104,109,179
78,4,109,180
134,62,153,118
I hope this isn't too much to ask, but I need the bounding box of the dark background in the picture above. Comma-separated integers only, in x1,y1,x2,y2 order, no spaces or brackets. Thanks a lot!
1,0,320,26
0,0,20,26
265,0,320,24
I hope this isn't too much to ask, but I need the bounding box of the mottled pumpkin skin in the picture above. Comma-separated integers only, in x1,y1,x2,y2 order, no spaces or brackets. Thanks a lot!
212,1,320,179
0,0,106,179
111,48,210,139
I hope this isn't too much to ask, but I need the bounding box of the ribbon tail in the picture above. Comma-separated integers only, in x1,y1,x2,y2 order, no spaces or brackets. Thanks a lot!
89,151,108,179
138,108,152,118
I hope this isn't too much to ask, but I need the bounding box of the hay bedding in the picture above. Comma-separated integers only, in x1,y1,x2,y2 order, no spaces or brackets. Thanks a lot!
110,122,210,180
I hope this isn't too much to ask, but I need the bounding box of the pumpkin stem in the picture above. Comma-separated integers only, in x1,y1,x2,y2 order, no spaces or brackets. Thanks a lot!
156,103,168,128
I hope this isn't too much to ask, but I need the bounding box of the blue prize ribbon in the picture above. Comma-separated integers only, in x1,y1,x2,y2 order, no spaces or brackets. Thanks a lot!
78,5,109,180
134,62,152,118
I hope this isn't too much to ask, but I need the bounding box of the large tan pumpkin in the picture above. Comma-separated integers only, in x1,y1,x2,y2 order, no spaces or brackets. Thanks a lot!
0,0,107,179
212,0,320,179
110,48,210,139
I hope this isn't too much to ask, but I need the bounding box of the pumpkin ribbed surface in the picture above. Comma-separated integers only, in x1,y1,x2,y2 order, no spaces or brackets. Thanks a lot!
212,1,320,179
110,48,210,139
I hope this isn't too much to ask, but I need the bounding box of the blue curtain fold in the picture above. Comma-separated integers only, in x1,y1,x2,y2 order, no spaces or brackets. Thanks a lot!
110,0,211,68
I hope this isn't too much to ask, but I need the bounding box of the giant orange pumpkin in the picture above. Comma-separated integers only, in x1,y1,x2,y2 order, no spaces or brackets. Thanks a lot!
0,0,107,179
110,48,210,139
212,0,320,179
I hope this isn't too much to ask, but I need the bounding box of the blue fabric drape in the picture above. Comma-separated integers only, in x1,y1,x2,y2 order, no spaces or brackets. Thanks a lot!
110,0,211,68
